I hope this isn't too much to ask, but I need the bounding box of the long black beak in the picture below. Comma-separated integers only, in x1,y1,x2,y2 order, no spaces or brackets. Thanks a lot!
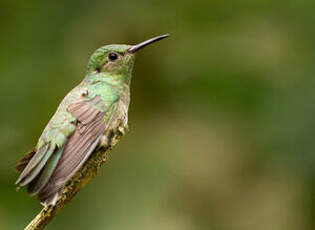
128,34,169,53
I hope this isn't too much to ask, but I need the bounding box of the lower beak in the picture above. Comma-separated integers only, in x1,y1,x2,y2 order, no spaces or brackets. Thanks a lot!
128,34,169,53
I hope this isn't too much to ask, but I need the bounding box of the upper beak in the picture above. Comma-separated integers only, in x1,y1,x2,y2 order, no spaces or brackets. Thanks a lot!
128,34,169,53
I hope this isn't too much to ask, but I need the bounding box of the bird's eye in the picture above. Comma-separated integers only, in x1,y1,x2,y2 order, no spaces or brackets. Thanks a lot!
108,52,119,61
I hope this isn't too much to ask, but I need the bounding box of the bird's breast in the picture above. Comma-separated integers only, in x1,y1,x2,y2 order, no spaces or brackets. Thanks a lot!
99,86,130,148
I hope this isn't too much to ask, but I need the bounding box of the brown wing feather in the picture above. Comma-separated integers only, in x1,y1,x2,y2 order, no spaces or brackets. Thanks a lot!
38,96,108,204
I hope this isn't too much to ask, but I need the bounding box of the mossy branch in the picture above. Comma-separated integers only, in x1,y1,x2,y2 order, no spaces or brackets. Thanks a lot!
24,133,123,230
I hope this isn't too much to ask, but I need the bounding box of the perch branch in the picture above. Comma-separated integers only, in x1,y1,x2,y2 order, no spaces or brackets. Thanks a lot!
24,133,123,230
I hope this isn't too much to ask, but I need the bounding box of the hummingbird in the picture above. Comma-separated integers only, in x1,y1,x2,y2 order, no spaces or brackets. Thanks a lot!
15,34,169,206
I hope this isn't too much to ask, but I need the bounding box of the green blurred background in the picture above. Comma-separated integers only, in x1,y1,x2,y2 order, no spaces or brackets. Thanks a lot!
1,0,315,229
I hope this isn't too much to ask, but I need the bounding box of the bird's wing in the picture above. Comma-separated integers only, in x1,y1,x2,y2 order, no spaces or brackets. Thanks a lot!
37,95,117,204
15,87,80,188
15,93,118,205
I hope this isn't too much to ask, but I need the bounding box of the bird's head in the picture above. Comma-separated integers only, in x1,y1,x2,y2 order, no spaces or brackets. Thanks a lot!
87,35,169,83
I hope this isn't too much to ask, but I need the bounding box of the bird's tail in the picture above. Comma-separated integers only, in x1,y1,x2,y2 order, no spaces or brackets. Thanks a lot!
14,149,36,172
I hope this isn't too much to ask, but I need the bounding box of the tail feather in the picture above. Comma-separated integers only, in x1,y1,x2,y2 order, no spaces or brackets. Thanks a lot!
28,146,64,196
14,150,36,172
16,144,55,187
15,142,65,205
15,143,50,185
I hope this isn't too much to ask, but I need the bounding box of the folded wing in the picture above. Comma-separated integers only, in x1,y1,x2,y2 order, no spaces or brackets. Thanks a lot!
15,95,116,205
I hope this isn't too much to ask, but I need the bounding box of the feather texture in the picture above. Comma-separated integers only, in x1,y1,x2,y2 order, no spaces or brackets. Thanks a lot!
15,74,122,206
15,143,51,186
37,96,109,204
28,146,64,195
15,149,36,172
